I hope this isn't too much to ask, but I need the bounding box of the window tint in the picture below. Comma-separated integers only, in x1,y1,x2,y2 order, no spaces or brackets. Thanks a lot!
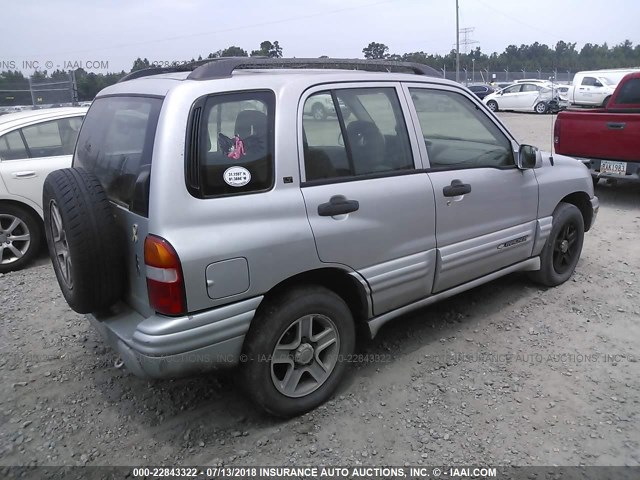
194,91,274,197
502,85,521,94
75,96,162,215
581,77,597,86
409,88,514,169
615,78,640,104
303,87,414,181
0,130,28,160
21,116,83,158
521,84,540,92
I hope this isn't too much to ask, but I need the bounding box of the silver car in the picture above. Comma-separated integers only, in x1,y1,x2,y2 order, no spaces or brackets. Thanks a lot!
43,58,598,417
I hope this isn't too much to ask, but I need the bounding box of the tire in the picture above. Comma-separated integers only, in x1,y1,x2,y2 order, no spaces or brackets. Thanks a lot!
43,168,125,314
241,285,355,417
311,103,327,120
0,204,43,273
486,100,498,112
602,96,611,108
534,102,547,114
529,203,584,287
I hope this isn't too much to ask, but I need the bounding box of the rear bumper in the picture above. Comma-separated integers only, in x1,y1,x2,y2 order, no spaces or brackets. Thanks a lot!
577,157,640,183
88,296,263,378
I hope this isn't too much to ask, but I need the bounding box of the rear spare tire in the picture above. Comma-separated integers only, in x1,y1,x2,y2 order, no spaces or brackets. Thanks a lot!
43,168,124,313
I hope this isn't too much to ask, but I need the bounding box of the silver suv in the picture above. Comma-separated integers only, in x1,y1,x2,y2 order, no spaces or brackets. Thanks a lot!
43,58,598,417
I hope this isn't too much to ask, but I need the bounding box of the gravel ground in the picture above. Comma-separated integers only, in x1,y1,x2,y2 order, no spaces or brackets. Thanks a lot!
1,113,639,468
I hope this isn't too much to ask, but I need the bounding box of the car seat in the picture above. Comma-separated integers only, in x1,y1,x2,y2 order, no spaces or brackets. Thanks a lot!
345,120,386,175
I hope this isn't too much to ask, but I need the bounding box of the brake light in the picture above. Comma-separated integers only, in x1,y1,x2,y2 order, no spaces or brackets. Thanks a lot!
554,117,560,145
144,235,186,315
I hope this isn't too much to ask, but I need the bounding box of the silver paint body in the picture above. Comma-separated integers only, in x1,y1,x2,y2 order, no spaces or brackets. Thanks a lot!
82,70,598,378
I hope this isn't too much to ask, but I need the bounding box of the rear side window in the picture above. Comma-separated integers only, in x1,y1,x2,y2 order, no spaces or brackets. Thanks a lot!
187,91,275,197
0,131,28,160
615,78,640,105
74,96,162,216
303,87,414,181
22,117,83,157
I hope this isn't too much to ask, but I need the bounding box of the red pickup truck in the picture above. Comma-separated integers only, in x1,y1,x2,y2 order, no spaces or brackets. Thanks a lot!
554,72,640,184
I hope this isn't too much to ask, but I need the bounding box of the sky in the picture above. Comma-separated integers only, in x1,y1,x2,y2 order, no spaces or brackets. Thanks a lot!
1,0,639,74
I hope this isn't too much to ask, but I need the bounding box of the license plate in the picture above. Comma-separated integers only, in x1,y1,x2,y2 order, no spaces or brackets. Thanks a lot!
600,160,627,175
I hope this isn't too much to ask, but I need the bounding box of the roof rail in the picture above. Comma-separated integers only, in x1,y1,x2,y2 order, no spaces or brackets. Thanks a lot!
187,57,441,80
117,57,442,83
117,62,210,83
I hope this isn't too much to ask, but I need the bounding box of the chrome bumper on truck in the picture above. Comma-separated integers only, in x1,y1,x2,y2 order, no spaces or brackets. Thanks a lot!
88,296,263,378
578,157,640,183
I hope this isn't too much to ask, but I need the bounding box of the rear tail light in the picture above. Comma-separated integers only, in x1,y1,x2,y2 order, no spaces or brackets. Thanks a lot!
144,235,186,316
554,118,560,145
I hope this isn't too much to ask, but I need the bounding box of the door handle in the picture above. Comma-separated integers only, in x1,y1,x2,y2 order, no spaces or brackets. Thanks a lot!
318,195,360,216
12,171,37,179
607,122,626,130
443,179,471,197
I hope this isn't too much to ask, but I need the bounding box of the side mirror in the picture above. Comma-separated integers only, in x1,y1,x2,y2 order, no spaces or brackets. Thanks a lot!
517,144,542,169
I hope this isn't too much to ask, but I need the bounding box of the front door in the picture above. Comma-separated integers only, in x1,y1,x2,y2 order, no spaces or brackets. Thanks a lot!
404,85,539,292
299,84,437,315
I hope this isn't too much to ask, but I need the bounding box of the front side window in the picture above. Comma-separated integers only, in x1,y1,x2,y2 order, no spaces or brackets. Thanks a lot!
409,88,513,169
303,87,414,181
502,85,521,94
192,91,274,197
0,130,28,160
75,96,162,215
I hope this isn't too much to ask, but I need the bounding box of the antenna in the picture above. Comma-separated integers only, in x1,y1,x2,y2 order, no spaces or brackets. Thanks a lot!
549,74,555,165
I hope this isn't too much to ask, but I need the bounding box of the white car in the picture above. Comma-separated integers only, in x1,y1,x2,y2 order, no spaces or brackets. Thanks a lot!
483,82,553,114
0,107,87,272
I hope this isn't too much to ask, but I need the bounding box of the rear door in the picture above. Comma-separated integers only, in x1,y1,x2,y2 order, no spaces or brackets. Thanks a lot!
519,83,542,110
73,96,162,316
300,84,437,315
0,116,83,209
404,84,539,292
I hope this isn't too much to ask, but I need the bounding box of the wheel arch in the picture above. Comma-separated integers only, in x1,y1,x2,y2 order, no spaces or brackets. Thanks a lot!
0,198,43,221
559,191,593,232
257,267,372,336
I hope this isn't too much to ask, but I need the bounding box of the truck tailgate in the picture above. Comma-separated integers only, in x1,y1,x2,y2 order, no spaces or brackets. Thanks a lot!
555,111,640,162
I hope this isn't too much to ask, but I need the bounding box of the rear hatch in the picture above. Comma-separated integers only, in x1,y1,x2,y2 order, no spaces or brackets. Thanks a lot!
73,96,162,316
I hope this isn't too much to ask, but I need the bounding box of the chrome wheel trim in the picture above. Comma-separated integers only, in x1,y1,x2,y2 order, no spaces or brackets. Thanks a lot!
0,213,31,265
270,314,340,398
49,200,73,289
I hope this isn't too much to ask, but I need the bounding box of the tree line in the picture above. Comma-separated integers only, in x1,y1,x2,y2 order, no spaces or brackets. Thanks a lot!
1,39,639,103
363,40,640,72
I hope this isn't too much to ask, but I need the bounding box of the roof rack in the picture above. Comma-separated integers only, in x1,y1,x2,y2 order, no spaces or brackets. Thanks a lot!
118,57,442,83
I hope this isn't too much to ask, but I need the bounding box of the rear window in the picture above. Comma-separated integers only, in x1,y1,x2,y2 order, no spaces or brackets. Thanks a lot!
615,78,640,105
74,96,162,216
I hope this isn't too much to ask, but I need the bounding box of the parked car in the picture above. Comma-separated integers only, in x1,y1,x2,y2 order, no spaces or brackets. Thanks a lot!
0,107,87,272
483,82,555,114
467,84,495,99
42,58,597,417
555,71,640,185
566,68,639,107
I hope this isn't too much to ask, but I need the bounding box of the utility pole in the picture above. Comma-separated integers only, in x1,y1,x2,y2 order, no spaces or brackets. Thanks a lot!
455,0,460,83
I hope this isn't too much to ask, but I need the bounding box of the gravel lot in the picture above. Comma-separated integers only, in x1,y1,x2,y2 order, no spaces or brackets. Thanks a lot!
1,112,639,468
